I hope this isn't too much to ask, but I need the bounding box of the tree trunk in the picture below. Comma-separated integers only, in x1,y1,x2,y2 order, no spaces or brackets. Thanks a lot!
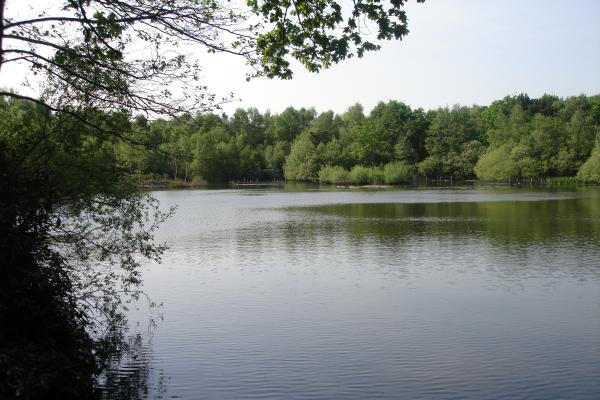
0,0,6,72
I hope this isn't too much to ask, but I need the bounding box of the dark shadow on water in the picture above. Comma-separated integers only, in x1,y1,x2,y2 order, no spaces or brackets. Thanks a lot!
98,334,168,399
98,317,169,399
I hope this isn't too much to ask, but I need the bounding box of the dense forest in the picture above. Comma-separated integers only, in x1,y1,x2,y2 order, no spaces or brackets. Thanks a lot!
6,93,596,187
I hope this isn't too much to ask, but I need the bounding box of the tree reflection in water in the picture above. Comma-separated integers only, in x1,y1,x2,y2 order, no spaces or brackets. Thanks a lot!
98,317,168,399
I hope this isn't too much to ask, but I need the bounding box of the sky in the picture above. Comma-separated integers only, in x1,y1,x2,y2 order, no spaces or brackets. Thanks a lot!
2,0,600,115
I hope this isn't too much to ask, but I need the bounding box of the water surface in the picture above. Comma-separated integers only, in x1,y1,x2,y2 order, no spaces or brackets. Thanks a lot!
101,186,600,399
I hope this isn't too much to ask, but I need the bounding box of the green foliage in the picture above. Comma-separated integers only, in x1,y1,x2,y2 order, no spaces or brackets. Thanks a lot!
474,145,519,181
283,132,319,181
307,111,342,145
231,108,266,147
350,119,386,166
82,93,600,185
2,0,427,116
371,166,385,184
191,126,236,182
453,140,486,178
394,138,416,163
417,156,441,177
349,165,384,185
559,110,598,175
265,141,289,178
341,103,366,128
348,165,373,184
16,93,592,185
473,94,600,182
267,107,315,143
247,0,425,78
384,161,416,184
577,140,600,183
424,105,485,178
0,97,171,398
318,165,350,184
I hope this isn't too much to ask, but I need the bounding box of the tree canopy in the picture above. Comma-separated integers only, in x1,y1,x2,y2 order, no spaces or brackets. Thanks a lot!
1,0,424,115
71,93,597,186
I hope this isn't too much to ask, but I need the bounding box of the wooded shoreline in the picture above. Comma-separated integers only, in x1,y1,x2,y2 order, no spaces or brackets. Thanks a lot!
98,93,600,186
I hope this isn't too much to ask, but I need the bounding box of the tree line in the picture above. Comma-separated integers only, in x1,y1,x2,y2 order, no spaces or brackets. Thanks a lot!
20,93,595,186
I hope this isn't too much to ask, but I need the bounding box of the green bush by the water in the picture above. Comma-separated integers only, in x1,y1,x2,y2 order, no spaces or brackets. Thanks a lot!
347,166,384,184
577,141,600,183
349,166,371,184
474,145,518,181
383,161,415,184
320,164,415,185
371,166,384,184
319,165,350,184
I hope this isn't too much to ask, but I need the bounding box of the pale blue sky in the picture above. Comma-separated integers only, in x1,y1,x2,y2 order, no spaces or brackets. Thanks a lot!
204,0,600,114
2,0,599,115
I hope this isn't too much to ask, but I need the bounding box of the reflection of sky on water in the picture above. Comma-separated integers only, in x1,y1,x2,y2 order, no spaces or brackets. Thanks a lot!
103,187,600,399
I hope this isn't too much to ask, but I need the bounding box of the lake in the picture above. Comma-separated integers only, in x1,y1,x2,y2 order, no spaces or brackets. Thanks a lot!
100,186,600,399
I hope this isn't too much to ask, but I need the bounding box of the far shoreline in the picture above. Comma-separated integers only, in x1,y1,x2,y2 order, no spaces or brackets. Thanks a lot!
130,176,597,191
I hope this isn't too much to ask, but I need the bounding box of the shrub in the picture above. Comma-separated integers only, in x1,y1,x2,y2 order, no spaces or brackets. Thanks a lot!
345,165,385,185
474,145,519,181
384,161,415,184
371,166,384,184
349,165,372,184
417,156,440,177
319,165,350,184
283,132,319,181
577,142,600,183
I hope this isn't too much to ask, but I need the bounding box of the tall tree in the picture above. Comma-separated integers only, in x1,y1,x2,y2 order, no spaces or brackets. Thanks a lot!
267,107,316,143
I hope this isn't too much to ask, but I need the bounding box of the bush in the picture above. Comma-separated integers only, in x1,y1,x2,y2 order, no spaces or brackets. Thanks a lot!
371,166,384,184
384,161,415,184
283,133,319,181
474,145,519,181
577,141,600,183
347,165,383,184
417,156,441,177
318,165,350,184
349,165,372,184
